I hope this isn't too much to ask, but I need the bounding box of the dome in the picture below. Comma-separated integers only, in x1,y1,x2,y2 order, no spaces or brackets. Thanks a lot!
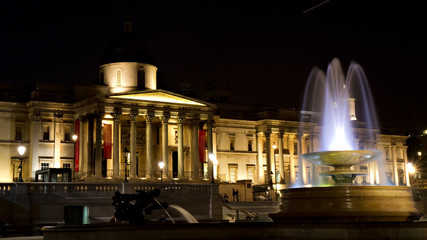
100,22,156,66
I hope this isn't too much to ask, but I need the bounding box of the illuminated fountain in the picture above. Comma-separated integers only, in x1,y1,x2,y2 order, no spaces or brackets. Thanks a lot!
270,58,420,222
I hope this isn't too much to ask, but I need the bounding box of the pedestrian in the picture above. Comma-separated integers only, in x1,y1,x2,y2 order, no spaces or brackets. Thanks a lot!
235,189,239,201
232,188,236,201
223,193,229,203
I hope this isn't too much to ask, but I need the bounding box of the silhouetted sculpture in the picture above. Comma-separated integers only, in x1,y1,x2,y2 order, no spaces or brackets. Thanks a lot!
111,189,168,224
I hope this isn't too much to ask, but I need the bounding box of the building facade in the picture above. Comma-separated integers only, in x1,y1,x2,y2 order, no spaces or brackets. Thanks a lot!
0,23,411,188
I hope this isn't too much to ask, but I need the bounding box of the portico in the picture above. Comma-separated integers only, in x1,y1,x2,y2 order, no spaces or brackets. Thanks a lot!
73,89,215,182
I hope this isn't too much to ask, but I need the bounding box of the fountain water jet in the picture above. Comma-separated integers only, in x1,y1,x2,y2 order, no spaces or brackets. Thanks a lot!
270,58,420,222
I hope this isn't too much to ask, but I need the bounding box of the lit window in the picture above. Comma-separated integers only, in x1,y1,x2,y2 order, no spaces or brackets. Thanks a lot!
41,162,50,169
229,164,238,183
247,165,255,182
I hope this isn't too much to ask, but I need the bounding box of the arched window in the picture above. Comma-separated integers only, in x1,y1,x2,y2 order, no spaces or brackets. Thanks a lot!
137,68,145,89
116,69,122,86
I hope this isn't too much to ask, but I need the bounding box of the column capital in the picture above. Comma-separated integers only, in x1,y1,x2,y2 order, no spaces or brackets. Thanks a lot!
161,111,171,124
54,111,63,123
265,125,272,138
191,118,200,126
94,111,104,119
111,112,122,120
391,144,397,150
129,113,138,122
31,112,41,121
207,119,216,128
177,114,186,125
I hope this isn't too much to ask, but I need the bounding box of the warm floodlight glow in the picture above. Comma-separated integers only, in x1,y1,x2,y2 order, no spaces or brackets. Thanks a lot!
111,92,206,106
72,134,78,141
273,144,277,149
158,161,165,170
407,163,416,174
418,151,422,157
18,145,26,156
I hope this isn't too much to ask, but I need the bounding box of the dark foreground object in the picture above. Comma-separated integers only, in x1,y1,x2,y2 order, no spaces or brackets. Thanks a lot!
42,221,427,240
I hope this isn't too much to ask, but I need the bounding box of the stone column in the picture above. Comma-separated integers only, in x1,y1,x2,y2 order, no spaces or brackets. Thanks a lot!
207,119,215,181
403,146,410,186
256,132,264,184
278,129,285,184
161,113,170,179
112,111,121,178
129,113,138,178
53,112,63,168
94,111,103,178
30,113,41,179
191,117,200,180
145,111,154,179
297,131,304,185
391,144,398,186
87,116,94,174
265,126,272,186
289,134,296,185
177,115,185,179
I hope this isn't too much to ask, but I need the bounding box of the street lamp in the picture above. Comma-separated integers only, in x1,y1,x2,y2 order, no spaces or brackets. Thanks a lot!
209,153,217,184
17,145,26,182
72,134,78,175
123,147,130,183
158,161,165,183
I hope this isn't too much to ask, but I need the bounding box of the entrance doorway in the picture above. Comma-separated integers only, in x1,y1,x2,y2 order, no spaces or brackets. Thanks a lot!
172,151,178,178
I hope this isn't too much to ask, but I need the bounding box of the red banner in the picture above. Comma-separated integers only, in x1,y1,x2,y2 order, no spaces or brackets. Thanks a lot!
74,119,80,172
199,130,206,162
103,124,112,159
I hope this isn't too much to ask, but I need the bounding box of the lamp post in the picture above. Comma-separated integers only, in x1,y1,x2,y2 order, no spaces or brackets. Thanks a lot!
17,145,26,182
159,161,165,183
209,153,217,184
72,134,78,176
123,147,130,183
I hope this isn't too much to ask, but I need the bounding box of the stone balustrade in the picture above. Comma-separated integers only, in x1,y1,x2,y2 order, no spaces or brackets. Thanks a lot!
0,182,222,234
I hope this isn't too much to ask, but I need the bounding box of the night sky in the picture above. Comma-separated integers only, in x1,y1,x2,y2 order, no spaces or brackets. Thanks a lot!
1,1,427,131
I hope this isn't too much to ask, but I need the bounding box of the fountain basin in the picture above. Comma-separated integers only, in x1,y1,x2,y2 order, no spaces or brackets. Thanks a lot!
303,150,381,166
269,186,421,222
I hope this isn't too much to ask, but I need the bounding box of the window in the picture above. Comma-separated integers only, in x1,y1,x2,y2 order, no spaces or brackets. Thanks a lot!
248,139,253,152
43,126,50,141
116,69,122,86
174,128,178,144
229,164,238,183
63,163,71,169
360,165,368,171
137,69,145,88
229,134,235,151
247,165,255,182
64,126,71,142
41,162,50,170
15,125,23,141
13,162,20,182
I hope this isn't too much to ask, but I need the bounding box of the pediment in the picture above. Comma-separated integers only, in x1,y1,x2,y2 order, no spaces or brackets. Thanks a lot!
109,90,208,106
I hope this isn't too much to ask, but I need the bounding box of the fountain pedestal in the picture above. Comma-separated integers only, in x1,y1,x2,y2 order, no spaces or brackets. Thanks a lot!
270,150,421,222
269,186,421,222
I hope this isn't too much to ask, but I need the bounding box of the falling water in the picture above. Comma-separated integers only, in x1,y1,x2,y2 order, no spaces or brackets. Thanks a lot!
301,58,387,184
153,199,175,224
168,205,199,223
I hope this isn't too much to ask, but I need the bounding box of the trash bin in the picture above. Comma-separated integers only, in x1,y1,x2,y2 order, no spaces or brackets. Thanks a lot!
64,206,89,225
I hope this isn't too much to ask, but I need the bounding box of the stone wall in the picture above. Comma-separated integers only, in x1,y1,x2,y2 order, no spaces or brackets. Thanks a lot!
0,182,222,233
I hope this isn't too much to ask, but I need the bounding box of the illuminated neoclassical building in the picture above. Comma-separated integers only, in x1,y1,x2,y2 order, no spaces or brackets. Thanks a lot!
0,22,410,188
